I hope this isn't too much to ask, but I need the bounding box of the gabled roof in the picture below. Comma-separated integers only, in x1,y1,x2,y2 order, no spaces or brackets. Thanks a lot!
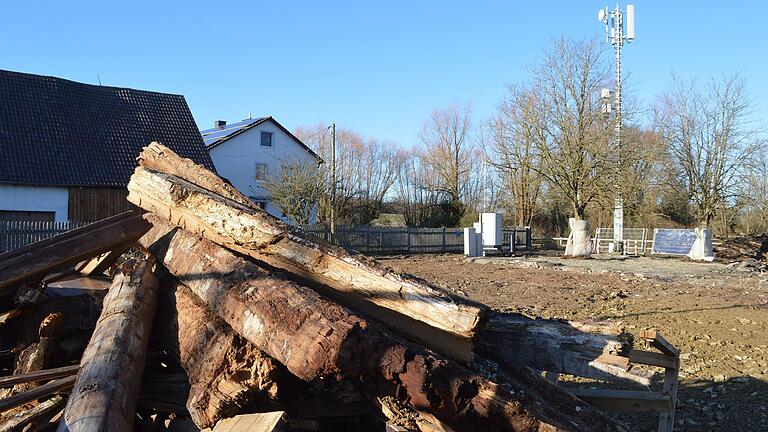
201,116,323,162
0,69,216,187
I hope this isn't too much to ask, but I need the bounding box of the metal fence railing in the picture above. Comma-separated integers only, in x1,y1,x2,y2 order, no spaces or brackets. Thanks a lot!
0,220,90,253
298,224,532,255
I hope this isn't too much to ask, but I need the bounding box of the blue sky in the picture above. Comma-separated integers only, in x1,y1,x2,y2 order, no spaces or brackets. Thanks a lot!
2,1,766,146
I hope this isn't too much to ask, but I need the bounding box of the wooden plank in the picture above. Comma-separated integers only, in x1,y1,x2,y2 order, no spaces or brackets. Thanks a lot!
628,349,677,369
0,310,20,326
0,395,64,432
639,330,679,357
77,246,129,277
0,211,150,294
0,365,79,388
657,358,680,432
202,412,286,432
0,212,135,263
57,259,158,432
142,221,626,432
0,377,75,413
565,388,673,412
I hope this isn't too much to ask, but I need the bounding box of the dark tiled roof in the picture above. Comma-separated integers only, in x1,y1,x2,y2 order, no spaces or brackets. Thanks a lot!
201,116,323,162
0,69,216,187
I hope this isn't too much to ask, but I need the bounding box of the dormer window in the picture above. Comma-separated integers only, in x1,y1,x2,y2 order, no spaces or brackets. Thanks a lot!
260,131,273,147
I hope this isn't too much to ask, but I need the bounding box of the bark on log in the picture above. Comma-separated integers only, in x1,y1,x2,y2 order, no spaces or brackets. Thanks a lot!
164,280,282,428
127,159,633,378
0,211,150,295
57,259,158,432
141,221,625,432
127,162,483,358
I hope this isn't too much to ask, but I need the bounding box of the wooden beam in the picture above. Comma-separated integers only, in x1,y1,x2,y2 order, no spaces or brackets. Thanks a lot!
628,349,677,369
57,259,158,432
0,365,79,388
639,330,679,357
0,211,150,294
142,221,626,432
76,246,130,277
564,388,672,412
0,377,75,413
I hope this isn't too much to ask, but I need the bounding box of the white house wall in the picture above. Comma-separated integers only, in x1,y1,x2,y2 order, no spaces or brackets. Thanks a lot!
0,184,69,222
208,119,319,223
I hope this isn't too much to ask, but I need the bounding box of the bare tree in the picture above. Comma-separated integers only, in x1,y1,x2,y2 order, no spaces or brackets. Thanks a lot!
655,74,764,226
295,124,402,224
484,85,545,226
526,37,613,221
262,157,324,225
419,104,475,206
743,150,768,234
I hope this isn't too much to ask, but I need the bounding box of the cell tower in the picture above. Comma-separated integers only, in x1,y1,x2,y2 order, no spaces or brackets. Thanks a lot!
598,4,634,254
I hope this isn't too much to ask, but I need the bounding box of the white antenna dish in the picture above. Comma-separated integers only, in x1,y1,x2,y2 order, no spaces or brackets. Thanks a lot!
597,8,606,22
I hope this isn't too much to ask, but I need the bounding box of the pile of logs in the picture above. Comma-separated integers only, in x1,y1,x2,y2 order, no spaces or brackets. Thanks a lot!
0,142,677,432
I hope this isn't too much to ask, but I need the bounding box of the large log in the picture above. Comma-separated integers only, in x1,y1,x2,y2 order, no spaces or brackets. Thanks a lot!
57,259,158,432
0,211,150,295
163,280,282,428
127,157,633,380
141,221,625,432
128,160,483,358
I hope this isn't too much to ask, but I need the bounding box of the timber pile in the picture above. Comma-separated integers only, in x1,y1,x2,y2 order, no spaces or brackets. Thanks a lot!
0,142,679,432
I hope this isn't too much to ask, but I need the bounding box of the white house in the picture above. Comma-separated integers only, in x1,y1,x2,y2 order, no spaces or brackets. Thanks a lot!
201,117,323,223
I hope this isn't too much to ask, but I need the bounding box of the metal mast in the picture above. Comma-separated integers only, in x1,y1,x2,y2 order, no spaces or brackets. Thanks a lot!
599,4,634,254
330,123,336,238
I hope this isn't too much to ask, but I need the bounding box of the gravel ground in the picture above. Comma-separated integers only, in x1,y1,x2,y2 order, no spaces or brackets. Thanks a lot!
379,253,768,432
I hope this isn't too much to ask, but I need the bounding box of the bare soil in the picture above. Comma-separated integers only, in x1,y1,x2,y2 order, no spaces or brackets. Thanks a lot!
379,253,768,432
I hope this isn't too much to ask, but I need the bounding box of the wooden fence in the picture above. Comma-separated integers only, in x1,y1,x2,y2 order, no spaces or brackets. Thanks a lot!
298,224,532,255
0,220,90,253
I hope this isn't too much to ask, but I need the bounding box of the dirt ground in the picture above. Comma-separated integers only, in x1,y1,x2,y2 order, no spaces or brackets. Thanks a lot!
379,252,768,432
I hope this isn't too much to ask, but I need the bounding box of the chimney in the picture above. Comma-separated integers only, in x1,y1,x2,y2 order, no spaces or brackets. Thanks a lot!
214,119,227,128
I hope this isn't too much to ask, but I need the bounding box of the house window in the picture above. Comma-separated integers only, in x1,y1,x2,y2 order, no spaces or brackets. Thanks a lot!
255,163,267,181
260,131,273,147
248,196,268,210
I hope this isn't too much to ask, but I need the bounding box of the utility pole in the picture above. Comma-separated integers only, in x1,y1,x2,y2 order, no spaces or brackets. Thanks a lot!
598,4,634,254
330,123,336,238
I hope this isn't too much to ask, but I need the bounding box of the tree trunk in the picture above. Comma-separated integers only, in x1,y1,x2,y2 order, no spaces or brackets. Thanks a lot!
140,220,625,432
160,279,283,429
57,259,158,432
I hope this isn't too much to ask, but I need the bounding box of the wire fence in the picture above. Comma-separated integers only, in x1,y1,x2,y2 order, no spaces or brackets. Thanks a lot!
298,224,532,255
0,220,91,253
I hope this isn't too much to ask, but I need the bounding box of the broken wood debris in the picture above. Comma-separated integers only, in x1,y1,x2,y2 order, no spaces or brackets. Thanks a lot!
0,141,682,431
